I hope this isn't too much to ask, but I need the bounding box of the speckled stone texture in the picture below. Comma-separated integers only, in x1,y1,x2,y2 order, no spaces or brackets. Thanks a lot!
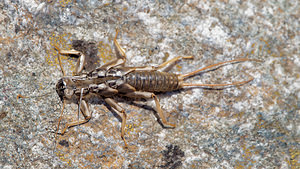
0,0,299,168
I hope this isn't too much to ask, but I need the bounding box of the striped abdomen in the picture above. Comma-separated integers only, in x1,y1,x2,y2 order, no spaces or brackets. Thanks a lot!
123,71,180,92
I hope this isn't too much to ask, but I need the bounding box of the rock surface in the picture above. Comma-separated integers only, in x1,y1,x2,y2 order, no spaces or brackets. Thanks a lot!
0,1,299,168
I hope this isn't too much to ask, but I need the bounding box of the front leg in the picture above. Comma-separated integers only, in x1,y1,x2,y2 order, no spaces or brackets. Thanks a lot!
54,45,86,75
59,100,92,135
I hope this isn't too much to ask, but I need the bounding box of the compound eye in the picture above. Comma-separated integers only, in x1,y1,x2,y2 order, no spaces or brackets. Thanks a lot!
64,88,74,99
56,79,67,100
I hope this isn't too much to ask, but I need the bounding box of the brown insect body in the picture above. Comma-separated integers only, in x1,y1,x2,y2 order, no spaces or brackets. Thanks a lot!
56,68,116,101
57,67,181,103
123,70,180,92
54,30,259,148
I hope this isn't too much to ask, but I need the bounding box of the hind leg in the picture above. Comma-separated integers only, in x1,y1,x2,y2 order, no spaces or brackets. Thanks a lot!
125,91,176,128
118,55,194,72
156,56,194,72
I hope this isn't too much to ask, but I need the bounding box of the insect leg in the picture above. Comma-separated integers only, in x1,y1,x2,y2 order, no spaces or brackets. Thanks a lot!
99,29,127,69
124,56,194,72
156,55,194,72
109,55,193,72
60,100,92,135
125,91,176,128
177,58,259,88
55,100,66,141
114,29,127,62
99,58,126,69
54,45,86,75
104,98,128,148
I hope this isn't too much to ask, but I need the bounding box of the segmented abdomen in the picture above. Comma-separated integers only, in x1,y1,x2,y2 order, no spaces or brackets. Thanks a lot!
123,71,180,92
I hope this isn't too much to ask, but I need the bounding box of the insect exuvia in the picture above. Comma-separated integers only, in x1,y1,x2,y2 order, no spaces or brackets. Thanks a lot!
54,29,259,148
